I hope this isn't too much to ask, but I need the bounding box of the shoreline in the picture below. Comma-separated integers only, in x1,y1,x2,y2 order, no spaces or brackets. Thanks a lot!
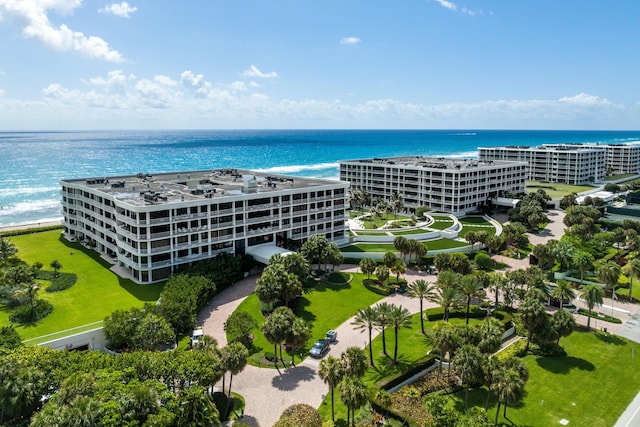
0,220,63,233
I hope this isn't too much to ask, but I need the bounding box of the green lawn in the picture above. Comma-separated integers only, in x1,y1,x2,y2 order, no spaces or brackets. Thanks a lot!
526,181,596,199
359,213,413,230
459,217,491,225
2,231,164,342
605,174,637,182
341,239,468,253
391,228,431,236
232,273,385,366
427,216,455,231
459,224,497,238
448,329,640,427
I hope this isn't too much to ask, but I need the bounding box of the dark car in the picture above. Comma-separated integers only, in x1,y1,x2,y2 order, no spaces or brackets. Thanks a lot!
309,339,330,358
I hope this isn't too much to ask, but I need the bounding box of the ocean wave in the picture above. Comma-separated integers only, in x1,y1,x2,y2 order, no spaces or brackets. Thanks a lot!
252,162,339,174
0,200,61,217
0,186,59,197
443,151,478,159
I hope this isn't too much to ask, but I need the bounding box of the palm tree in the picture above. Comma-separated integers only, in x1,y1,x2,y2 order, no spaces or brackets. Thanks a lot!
519,296,547,352
351,306,378,366
387,304,412,364
579,284,604,329
598,261,622,291
359,257,377,279
261,307,294,368
572,250,594,284
375,265,390,286
406,279,437,335
623,258,640,299
430,286,463,321
0,237,18,267
477,318,503,354
551,281,576,307
459,275,486,325
494,367,526,424
488,272,507,310
340,347,368,378
49,260,62,278
222,342,248,398
373,302,391,356
482,356,501,410
393,236,409,261
339,376,368,426
318,356,344,422
13,281,41,318
436,270,462,290
175,386,221,427
285,317,311,366
551,310,576,345
429,322,460,377
453,344,483,411
390,258,406,284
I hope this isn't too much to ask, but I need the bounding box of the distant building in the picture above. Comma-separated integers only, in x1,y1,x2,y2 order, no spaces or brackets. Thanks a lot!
339,156,527,216
478,142,640,184
61,169,348,283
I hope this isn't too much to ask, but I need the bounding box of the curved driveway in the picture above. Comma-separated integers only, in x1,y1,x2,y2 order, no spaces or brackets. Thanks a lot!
198,268,437,427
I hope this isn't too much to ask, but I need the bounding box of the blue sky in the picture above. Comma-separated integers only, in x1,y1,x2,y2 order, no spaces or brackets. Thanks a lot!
0,0,638,130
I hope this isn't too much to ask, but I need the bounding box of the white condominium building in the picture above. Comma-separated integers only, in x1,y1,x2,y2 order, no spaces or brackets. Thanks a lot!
478,144,606,185
61,169,348,283
339,157,527,216
601,143,640,176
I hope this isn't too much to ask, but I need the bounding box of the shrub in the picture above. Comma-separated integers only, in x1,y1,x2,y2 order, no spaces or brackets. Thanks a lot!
274,403,322,427
9,299,53,323
425,306,487,322
40,271,77,292
362,278,393,296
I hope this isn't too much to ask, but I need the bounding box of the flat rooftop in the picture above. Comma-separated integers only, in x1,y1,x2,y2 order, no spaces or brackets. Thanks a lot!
479,144,605,152
61,169,344,207
340,156,525,170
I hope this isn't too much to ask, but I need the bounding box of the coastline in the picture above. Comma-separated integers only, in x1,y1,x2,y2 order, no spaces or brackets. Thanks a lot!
0,220,62,233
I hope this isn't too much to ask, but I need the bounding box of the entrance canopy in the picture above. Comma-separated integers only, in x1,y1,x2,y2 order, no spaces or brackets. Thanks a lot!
246,244,294,264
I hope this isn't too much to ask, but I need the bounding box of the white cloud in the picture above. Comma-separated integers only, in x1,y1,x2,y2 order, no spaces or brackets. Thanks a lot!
340,36,361,45
98,2,137,19
0,69,633,129
230,81,247,92
434,0,457,12
242,65,278,79
0,88,5,97
434,0,482,16
0,0,124,62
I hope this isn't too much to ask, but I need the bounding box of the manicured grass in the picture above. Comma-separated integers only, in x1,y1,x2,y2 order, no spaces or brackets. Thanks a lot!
605,174,637,182
459,217,491,225
449,329,640,427
354,231,389,236
1,231,164,341
391,228,431,236
427,216,455,231
341,239,468,253
526,181,596,199
232,273,385,366
459,224,497,238
359,213,413,230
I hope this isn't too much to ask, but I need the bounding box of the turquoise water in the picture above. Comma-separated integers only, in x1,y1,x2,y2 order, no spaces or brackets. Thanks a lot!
1,129,639,227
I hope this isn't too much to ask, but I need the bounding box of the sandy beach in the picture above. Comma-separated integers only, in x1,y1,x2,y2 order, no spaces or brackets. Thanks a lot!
0,220,63,233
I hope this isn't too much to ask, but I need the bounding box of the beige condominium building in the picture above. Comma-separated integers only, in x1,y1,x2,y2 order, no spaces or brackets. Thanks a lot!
479,143,640,184
339,156,527,216
61,169,348,283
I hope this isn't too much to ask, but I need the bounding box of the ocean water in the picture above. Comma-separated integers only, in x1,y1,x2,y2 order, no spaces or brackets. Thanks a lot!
1,129,640,227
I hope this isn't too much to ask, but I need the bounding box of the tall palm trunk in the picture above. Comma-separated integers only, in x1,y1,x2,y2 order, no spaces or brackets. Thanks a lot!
495,401,501,425
368,328,374,366
228,373,233,398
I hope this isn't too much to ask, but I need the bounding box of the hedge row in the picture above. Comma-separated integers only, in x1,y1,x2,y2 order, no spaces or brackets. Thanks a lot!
425,307,512,330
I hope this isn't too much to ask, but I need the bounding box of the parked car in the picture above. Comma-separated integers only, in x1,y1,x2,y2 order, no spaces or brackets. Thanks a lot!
326,329,337,343
309,339,330,358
